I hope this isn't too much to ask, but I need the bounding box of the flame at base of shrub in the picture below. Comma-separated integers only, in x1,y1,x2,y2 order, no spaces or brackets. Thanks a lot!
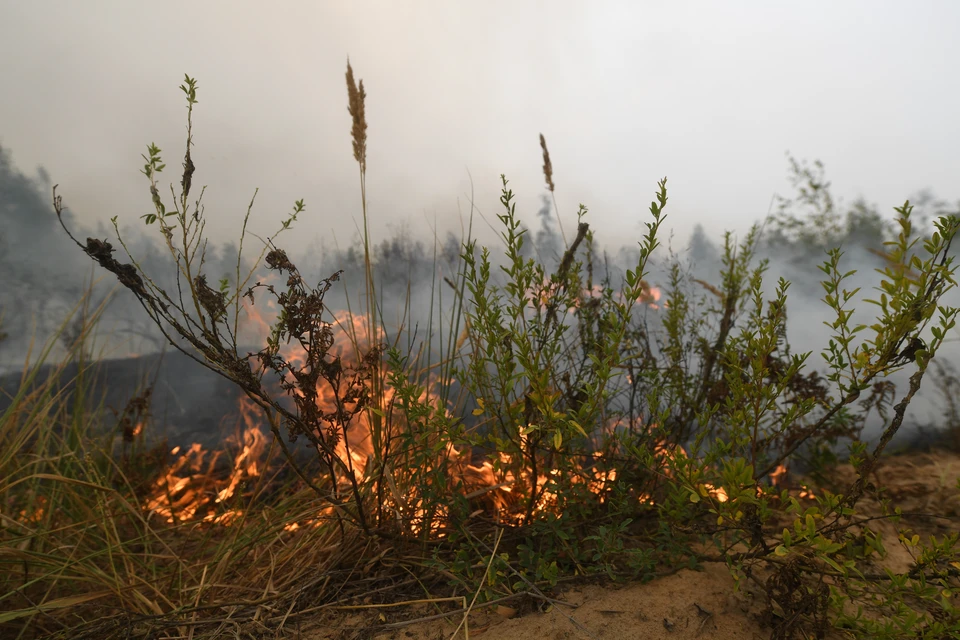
144,398,267,525
138,297,819,535
140,405,820,535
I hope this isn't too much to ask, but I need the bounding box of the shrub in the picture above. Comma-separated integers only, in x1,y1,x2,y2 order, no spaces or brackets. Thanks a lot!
41,65,960,639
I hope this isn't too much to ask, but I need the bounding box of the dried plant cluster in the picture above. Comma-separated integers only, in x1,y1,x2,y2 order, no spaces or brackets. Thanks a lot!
2,64,960,640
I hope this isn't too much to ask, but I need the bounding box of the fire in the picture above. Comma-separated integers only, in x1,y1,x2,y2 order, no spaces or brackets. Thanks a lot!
142,308,393,527
238,272,282,345
139,276,812,536
769,464,788,486
705,484,729,502
609,280,663,310
762,463,816,500
648,439,729,503
145,443,212,523
16,496,47,525
215,406,267,504
568,283,605,313
641,283,662,310
296,310,392,483
525,278,663,313
144,397,266,524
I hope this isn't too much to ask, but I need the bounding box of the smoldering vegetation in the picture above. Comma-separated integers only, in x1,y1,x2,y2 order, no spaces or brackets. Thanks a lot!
4,66,960,637
1,143,959,456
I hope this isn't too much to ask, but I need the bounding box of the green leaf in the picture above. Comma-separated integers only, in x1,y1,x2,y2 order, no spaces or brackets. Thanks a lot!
822,557,844,574
568,420,587,437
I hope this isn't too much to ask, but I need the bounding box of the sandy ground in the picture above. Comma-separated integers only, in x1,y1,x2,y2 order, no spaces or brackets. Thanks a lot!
300,562,771,640
297,450,960,640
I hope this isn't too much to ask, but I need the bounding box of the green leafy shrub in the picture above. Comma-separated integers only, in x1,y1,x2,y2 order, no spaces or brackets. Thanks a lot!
36,65,960,639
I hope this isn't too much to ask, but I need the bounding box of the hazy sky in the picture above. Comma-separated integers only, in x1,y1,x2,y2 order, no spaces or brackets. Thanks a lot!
2,0,958,255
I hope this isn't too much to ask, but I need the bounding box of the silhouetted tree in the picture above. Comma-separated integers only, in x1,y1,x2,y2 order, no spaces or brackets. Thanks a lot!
687,223,719,266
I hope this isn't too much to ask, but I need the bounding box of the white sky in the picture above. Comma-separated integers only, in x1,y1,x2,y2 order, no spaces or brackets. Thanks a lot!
2,0,958,255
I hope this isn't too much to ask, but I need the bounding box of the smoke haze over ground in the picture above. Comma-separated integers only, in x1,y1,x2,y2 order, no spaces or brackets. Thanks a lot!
2,2,959,252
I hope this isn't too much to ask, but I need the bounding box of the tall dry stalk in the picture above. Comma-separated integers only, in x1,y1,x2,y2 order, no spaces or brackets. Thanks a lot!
539,133,566,246
345,60,385,470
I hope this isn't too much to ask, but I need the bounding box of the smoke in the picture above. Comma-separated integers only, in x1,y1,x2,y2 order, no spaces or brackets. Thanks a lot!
0,144,254,372
2,143,959,453
0,144,91,366
677,183,960,448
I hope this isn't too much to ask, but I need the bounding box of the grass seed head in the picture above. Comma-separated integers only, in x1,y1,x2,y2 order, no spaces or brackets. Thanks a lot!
540,133,555,193
346,60,367,172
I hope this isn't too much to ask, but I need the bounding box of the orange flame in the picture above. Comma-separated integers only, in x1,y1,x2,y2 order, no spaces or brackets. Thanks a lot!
145,396,266,524
140,275,811,535
763,463,816,500
636,282,662,309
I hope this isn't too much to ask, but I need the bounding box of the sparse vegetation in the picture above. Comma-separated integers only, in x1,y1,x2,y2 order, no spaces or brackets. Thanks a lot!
2,65,960,640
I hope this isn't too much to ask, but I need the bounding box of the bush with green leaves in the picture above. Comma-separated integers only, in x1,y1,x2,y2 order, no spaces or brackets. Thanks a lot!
48,66,960,639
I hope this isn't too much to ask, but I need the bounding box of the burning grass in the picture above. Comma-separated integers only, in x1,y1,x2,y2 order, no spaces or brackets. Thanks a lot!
3,65,960,640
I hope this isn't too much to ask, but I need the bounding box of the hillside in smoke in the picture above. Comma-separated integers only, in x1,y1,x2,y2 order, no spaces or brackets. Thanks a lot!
0,144,91,364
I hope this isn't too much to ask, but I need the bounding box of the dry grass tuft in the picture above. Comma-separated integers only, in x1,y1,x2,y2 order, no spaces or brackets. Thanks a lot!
539,133,555,193
345,59,367,173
